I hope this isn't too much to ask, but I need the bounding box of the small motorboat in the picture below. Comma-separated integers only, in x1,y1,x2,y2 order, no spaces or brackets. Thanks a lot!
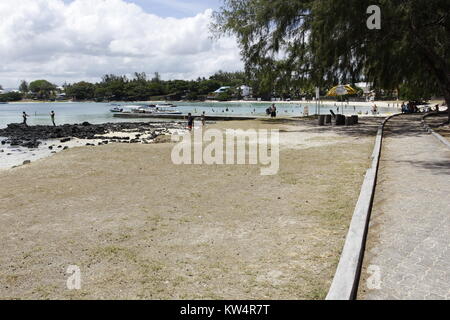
153,107,182,115
156,103,177,108
110,106,123,112
138,105,182,115
132,104,157,113
112,104,182,115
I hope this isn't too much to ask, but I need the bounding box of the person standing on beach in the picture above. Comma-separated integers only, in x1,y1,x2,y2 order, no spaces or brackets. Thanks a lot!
201,111,206,126
187,113,194,131
50,111,56,126
22,112,29,126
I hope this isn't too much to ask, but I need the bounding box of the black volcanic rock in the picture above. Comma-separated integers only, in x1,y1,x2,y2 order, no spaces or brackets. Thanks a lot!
0,121,182,147
10,139,22,146
21,140,41,148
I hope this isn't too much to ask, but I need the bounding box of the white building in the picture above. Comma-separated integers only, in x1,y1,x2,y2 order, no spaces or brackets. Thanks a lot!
355,82,374,101
355,82,372,94
214,86,231,94
239,85,252,97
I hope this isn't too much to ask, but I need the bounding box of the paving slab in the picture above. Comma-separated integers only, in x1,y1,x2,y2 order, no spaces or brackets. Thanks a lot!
359,114,450,300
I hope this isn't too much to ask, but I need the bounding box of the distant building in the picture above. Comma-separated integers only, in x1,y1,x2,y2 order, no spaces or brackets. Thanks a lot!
355,82,374,101
214,86,231,94
56,92,67,100
238,85,253,98
208,85,254,100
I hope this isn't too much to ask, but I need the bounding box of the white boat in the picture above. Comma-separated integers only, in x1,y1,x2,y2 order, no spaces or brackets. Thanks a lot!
124,104,182,115
135,105,157,113
114,105,147,113
156,103,177,108
110,106,123,112
126,104,156,113
153,106,182,115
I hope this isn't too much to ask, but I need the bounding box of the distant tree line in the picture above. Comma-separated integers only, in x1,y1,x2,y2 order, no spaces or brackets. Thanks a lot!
0,91,23,102
0,71,249,103
63,71,249,102
1,66,441,104
0,79,60,102
62,70,380,102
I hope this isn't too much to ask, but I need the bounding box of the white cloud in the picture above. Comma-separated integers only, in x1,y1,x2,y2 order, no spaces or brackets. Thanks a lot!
0,0,242,87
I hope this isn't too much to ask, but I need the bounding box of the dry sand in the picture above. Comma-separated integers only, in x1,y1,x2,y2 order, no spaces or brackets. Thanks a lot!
0,117,379,299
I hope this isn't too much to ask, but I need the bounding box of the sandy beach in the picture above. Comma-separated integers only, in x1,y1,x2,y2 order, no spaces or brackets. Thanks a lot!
207,99,445,108
0,117,380,299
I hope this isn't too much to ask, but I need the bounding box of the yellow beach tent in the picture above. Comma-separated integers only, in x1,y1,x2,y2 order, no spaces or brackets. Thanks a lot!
326,84,358,96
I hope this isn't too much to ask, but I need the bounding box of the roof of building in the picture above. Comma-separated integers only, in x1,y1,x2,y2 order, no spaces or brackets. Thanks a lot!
214,86,231,93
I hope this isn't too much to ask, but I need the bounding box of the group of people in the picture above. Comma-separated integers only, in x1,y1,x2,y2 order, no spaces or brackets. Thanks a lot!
266,104,277,118
400,102,421,114
401,102,444,114
21,111,56,126
186,111,206,131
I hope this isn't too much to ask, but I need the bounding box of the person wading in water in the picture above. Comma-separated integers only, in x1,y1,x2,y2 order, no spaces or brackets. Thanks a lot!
50,111,56,126
270,104,277,118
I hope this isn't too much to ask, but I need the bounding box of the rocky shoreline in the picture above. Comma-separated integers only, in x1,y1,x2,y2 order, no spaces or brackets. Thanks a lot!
0,121,185,148
0,121,187,170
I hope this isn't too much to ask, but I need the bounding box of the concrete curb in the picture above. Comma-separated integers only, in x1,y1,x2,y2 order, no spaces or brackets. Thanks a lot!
421,113,450,150
325,113,401,300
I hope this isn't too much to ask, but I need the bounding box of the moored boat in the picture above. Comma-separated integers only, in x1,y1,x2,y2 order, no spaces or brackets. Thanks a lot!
132,104,157,113
109,103,182,115
156,103,177,108
153,106,182,115
110,106,123,112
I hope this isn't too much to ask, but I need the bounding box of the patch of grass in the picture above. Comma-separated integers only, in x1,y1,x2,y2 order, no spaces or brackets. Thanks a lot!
90,245,138,263
305,286,329,300
31,284,59,300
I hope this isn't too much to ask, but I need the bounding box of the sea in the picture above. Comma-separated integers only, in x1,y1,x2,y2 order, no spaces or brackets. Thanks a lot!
0,101,389,129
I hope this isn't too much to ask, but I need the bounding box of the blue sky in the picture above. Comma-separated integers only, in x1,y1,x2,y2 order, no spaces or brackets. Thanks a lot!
64,0,222,18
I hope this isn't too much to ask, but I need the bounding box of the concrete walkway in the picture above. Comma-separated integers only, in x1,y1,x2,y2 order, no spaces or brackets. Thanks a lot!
359,114,450,300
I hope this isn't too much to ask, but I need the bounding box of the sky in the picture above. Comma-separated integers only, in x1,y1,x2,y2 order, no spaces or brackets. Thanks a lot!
0,0,242,88
64,0,222,18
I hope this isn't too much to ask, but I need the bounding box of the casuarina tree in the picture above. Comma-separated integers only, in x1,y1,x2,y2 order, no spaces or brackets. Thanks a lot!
213,0,450,121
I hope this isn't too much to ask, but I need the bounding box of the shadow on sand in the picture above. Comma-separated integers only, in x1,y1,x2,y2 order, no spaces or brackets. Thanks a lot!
262,116,383,138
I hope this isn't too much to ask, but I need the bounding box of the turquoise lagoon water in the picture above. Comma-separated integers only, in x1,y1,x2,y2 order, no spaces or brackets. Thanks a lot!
0,101,388,129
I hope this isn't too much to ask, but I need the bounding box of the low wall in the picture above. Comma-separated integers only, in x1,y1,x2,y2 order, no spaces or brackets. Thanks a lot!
325,113,401,300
